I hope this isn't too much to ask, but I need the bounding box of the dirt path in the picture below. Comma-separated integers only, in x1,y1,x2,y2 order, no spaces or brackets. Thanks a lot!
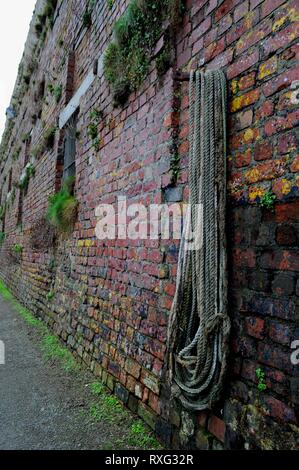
0,291,160,450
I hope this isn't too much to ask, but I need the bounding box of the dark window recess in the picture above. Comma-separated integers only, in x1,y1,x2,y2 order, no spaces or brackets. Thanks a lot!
63,114,77,180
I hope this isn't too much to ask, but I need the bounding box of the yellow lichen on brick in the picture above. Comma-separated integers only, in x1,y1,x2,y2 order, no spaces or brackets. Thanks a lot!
231,79,238,95
85,239,93,247
273,15,288,32
258,57,277,79
243,129,254,143
245,168,260,183
77,240,84,247
249,186,266,202
281,178,292,195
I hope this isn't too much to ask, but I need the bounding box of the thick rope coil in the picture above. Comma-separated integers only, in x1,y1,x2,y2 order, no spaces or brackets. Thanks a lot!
167,69,230,411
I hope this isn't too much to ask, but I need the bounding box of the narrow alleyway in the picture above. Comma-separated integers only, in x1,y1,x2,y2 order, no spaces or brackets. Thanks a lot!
0,291,160,450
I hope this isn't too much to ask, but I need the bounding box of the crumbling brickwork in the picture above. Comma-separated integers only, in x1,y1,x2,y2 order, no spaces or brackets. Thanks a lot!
0,0,298,449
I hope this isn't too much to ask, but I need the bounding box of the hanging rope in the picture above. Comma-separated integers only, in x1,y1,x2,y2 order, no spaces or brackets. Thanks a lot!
167,70,230,410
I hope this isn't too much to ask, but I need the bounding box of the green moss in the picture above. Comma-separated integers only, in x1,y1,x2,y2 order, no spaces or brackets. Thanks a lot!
107,0,114,9
17,163,36,192
12,147,21,161
88,109,103,151
0,232,5,244
88,123,98,140
256,368,267,392
104,0,183,106
47,177,78,232
44,125,57,149
46,291,55,302
12,244,23,254
48,83,62,102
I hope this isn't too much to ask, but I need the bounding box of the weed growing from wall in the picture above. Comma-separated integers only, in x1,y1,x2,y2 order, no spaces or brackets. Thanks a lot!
17,163,36,192
259,191,276,211
88,109,103,151
48,83,63,103
256,368,267,392
103,0,183,106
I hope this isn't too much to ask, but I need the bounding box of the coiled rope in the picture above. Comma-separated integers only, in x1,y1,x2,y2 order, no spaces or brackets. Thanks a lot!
167,70,230,410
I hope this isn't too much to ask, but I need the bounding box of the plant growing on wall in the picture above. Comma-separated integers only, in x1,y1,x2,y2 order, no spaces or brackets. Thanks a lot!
0,232,5,244
12,244,23,254
259,191,276,211
88,108,103,151
82,0,96,28
44,125,57,149
103,0,184,105
256,368,267,392
107,0,114,9
48,83,63,103
12,147,21,161
47,177,78,232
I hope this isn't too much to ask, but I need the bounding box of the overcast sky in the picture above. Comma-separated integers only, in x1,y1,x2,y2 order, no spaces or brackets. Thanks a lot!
0,0,37,139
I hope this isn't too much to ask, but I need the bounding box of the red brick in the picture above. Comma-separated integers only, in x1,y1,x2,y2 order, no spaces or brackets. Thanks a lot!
276,225,297,245
238,72,256,90
268,320,292,345
197,411,208,428
275,200,299,222
254,141,273,161
290,155,299,172
232,109,253,130
235,148,252,167
208,415,225,442
234,1,249,22
235,19,272,55
263,65,299,97
264,110,299,136
261,0,286,19
262,396,297,424
233,248,256,268
245,316,265,339
227,49,259,79
277,133,298,154
215,0,234,22
189,17,211,44
204,37,226,62
263,23,299,56
255,100,274,121
261,250,299,271
230,89,260,112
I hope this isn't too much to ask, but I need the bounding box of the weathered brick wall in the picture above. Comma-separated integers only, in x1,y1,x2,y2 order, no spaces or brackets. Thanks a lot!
0,0,298,449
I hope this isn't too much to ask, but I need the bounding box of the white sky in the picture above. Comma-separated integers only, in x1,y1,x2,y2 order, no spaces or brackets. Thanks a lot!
0,0,37,139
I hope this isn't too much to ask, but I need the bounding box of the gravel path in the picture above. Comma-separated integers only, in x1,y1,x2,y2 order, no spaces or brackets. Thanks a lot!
0,294,131,450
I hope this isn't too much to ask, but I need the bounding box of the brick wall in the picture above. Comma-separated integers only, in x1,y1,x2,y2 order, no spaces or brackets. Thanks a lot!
0,0,298,449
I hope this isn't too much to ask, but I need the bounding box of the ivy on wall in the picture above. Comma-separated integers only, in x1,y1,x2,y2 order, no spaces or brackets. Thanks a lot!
103,0,184,105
